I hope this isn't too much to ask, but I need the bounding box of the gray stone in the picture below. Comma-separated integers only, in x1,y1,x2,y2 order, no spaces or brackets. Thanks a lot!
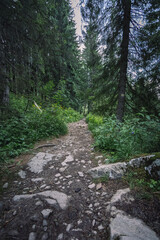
43,219,48,226
40,184,47,189
61,154,74,167
55,173,61,177
13,210,17,216
43,226,48,231
95,155,103,159
92,219,96,226
41,233,49,240
3,182,8,189
13,190,71,210
110,212,159,240
88,183,95,189
32,225,36,230
28,232,37,240
98,224,104,230
78,172,84,177
96,183,102,190
41,209,53,218
18,170,26,179
145,159,160,180
59,167,67,173
66,175,72,178
57,233,63,240
35,200,43,206
45,198,57,206
66,223,73,232
31,178,44,182
128,155,155,168
28,152,54,173
88,162,127,179
110,188,131,204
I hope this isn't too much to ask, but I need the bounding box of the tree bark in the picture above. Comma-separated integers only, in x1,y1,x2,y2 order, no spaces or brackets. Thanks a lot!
116,0,131,122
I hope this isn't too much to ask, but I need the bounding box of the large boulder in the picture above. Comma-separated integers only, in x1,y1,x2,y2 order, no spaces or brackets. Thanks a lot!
145,159,160,180
88,162,127,179
110,211,159,240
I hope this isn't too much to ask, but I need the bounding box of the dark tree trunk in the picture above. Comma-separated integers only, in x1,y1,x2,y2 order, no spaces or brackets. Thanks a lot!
116,0,131,122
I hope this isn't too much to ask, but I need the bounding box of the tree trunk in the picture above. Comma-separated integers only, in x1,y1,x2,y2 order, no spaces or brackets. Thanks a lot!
116,0,131,122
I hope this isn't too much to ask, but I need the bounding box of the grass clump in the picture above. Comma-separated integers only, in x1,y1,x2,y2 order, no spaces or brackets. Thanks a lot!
87,113,160,161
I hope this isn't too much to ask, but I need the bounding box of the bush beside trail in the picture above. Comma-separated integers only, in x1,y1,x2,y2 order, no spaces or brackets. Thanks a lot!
0,100,83,163
86,113,160,161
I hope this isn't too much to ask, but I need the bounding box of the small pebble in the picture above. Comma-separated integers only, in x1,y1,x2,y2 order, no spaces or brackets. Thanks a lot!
57,233,63,240
13,210,17,216
3,183,8,189
88,183,95,189
28,232,36,240
41,209,53,219
43,220,48,226
66,223,73,232
41,232,48,240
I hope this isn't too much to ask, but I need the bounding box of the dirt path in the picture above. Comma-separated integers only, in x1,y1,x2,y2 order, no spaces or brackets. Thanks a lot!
0,119,159,240
0,119,116,240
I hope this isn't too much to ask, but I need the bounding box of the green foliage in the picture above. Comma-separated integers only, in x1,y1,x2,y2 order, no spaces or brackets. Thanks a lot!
58,107,83,123
0,93,83,163
124,168,160,194
86,113,103,130
87,113,160,160
0,109,67,163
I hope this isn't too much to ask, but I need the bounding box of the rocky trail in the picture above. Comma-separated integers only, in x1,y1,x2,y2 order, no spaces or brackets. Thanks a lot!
0,120,159,240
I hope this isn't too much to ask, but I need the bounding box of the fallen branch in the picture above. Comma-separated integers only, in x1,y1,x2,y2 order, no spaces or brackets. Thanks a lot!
35,144,56,149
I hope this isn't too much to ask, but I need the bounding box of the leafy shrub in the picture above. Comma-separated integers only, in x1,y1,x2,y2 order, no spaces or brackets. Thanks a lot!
51,104,83,123
87,114,160,160
0,110,67,162
86,113,103,131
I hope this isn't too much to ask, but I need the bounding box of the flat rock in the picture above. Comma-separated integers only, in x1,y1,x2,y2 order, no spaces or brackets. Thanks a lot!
18,170,26,179
145,159,160,180
57,233,63,240
28,232,37,240
28,152,54,173
45,198,57,206
110,188,131,204
61,154,74,167
88,183,95,189
13,190,70,210
3,182,8,189
110,212,159,240
128,155,155,168
96,183,102,190
41,209,53,218
88,162,127,179
78,172,84,177
59,167,67,173
31,178,44,182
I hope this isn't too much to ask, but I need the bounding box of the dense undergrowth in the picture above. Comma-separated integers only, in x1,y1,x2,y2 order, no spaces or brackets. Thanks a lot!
86,113,160,195
0,95,82,163
86,113,160,161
